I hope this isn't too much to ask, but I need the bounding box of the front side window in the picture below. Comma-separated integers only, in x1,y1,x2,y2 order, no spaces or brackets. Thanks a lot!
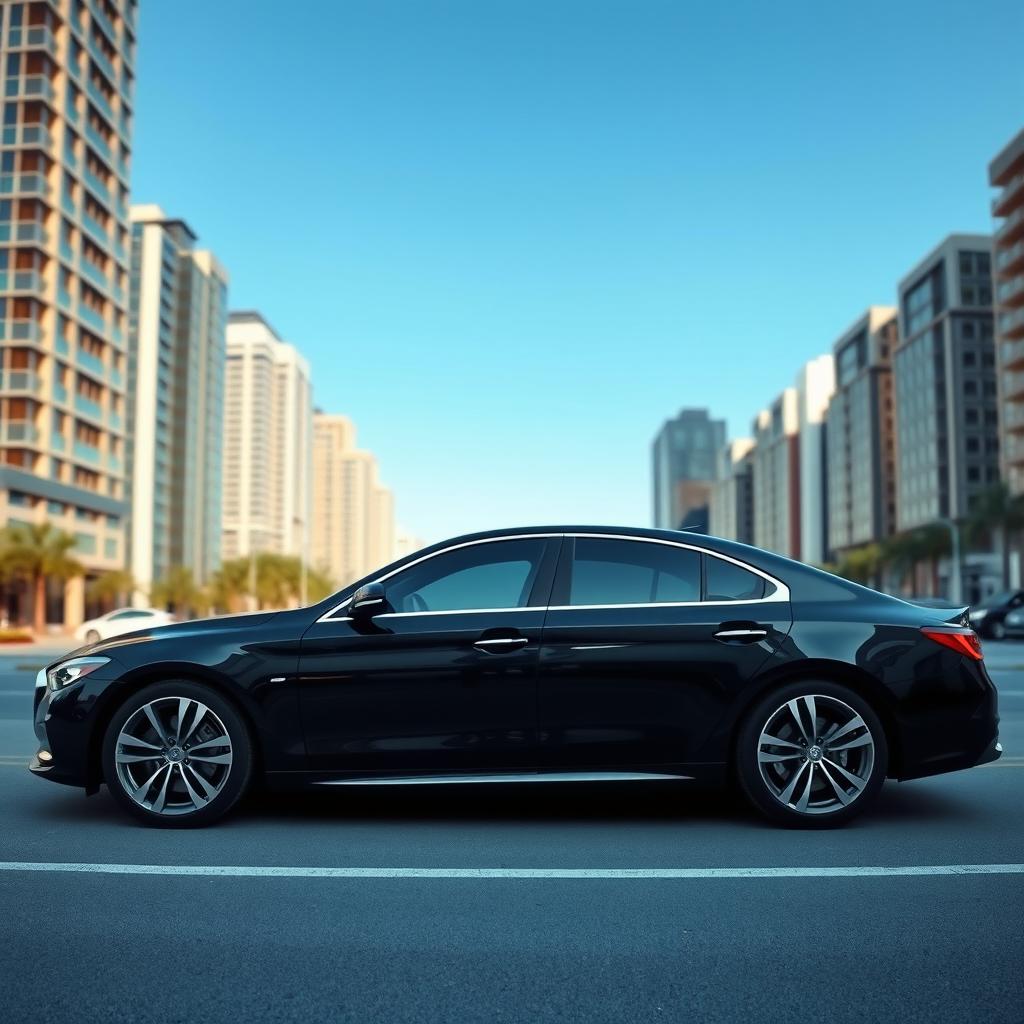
569,538,700,606
386,538,547,613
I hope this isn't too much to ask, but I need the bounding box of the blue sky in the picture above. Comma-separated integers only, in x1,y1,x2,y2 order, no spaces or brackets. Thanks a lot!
132,0,1024,542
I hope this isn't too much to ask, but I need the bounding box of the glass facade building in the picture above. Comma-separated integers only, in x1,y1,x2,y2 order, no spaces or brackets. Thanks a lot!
0,0,138,626
126,204,227,599
651,408,726,530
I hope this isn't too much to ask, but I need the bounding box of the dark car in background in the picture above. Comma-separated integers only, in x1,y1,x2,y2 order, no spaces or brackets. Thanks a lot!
30,526,1001,829
969,590,1024,639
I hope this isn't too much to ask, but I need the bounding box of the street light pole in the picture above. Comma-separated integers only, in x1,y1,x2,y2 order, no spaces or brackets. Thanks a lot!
942,518,963,605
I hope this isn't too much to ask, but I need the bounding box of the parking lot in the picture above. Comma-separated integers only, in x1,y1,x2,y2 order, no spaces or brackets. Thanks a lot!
1,643,1022,1023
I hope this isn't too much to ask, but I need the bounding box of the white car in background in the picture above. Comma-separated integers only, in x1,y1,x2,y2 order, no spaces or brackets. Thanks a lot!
74,608,175,645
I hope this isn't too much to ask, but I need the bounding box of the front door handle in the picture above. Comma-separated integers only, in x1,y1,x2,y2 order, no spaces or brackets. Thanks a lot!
473,637,529,653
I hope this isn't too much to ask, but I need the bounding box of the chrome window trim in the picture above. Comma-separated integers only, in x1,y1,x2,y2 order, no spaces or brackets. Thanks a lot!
317,532,789,623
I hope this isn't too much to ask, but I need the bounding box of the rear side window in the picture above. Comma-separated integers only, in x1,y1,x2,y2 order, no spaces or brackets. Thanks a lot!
705,556,767,601
569,538,701,605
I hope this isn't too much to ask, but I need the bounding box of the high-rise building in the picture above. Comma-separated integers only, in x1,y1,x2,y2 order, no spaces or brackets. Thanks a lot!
311,411,395,587
651,408,726,530
794,354,835,566
126,204,227,601
0,0,138,627
990,127,1024,495
221,312,312,562
826,307,898,553
708,438,754,543
394,528,423,560
894,235,999,531
752,390,799,557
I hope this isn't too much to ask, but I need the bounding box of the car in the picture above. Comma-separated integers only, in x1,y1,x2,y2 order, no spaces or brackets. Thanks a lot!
74,607,176,645
31,526,1001,829
1001,606,1024,638
968,589,1024,639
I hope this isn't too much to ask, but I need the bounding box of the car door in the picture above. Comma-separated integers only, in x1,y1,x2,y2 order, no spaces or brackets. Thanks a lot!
536,535,793,769
298,536,560,775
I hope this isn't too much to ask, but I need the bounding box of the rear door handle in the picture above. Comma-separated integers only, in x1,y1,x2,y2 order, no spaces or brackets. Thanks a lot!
474,637,529,653
714,627,768,644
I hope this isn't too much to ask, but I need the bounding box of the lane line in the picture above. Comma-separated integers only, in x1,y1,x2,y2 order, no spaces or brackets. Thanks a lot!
0,862,1023,879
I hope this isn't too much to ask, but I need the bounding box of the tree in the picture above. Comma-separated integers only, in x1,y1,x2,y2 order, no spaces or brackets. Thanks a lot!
208,558,251,614
150,566,204,618
833,543,883,587
966,482,1024,589
0,523,83,635
86,569,135,611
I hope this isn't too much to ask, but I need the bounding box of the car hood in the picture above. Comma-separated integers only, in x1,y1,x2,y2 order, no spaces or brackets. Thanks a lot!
72,610,280,660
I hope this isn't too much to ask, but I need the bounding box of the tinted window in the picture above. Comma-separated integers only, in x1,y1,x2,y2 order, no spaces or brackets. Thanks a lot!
387,539,547,612
569,538,700,606
706,556,767,601
109,610,153,620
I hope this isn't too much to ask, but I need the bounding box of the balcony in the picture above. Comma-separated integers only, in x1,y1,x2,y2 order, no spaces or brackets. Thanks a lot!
62,190,77,218
81,210,109,245
0,173,49,197
0,370,42,394
56,333,69,355
1,124,52,149
13,222,48,246
76,348,105,378
80,259,108,291
23,25,58,58
85,123,112,163
87,79,115,124
59,237,74,263
1003,371,1024,402
997,241,1024,279
92,6,118,47
58,286,74,310
73,392,103,422
88,37,118,86
108,411,121,430
83,167,110,202
1002,403,1024,434
5,75,56,104
53,381,67,404
993,172,1024,219
72,440,101,465
998,276,1024,309
0,422,40,444
999,307,1024,340
3,320,44,343
78,303,106,334
110,322,123,346
5,270,45,294
997,206,1024,248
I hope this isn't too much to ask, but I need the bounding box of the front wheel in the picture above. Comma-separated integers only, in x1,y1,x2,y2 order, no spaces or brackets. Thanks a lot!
102,679,253,827
736,681,888,828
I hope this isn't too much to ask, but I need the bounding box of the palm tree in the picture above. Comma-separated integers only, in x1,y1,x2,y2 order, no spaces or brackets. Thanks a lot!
967,482,1024,589
150,566,202,618
0,523,83,635
86,569,135,612
206,558,247,613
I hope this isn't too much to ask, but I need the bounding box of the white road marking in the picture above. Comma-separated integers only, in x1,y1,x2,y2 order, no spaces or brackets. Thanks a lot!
0,862,1022,879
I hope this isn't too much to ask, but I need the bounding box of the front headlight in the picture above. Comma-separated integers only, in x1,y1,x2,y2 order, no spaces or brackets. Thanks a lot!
47,656,111,691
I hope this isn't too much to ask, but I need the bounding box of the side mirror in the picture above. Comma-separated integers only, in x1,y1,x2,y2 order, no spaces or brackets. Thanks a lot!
350,582,387,619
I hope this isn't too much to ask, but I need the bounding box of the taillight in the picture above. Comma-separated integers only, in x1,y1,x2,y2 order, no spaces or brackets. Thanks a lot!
921,627,984,661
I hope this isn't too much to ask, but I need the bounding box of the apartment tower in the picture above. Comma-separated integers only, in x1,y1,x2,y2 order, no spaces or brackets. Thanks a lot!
0,0,138,626
751,391,800,557
651,408,726,531
221,311,312,562
311,411,395,587
826,307,898,554
127,204,227,601
990,127,1024,494
708,438,754,543
894,235,999,530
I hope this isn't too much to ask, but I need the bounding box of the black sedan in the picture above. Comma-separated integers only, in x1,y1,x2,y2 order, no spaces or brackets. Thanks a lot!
30,526,1001,828
968,589,1024,639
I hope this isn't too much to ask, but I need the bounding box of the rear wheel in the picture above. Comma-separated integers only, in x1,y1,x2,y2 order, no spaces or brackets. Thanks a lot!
101,679,253,827
736,680,887,828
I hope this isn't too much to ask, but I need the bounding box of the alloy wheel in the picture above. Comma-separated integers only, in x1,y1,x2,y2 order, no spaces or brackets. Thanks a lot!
756,694,875,815
114,697,233,816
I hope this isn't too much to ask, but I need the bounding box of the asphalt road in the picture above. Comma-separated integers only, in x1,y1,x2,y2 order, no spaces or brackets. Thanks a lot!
1,643,1022,1024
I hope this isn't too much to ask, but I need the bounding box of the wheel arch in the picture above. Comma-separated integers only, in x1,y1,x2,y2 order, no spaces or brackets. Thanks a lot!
728,659,903,778
87,664,263,793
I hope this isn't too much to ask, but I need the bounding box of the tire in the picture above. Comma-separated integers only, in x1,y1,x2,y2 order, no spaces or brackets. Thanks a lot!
101,679,253,828
736,680,888,828
85,629,100,644
990,620,1006,641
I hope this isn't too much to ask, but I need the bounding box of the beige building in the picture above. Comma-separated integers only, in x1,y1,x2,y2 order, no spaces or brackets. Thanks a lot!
0,0,138,627
709,438,754,543
991,127,1024,494
311,412,395,587
221,312,312,562
752,392,799,558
